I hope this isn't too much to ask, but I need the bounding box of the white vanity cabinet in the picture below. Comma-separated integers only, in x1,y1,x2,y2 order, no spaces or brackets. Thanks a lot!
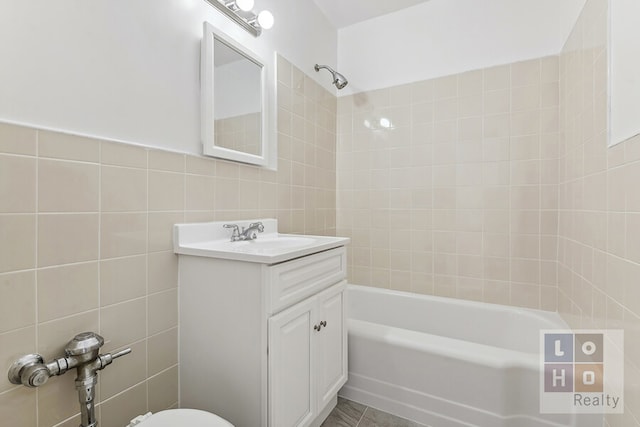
268,280,347,427
174,220,349,427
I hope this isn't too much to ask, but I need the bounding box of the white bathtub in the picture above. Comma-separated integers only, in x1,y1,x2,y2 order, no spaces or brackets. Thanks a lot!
340,285,603,427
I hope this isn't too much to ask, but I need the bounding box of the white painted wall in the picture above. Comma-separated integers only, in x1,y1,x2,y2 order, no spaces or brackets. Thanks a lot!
0,0,336,153
338,0,586,95
0,0,590,148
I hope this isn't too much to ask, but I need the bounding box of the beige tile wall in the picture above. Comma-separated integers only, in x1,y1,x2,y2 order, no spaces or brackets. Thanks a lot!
558,0,640,424
336,57,560,310
214,112,261,156
0,54,336,427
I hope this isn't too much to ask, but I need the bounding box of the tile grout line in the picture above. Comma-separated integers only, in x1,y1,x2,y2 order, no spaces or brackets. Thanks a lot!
354,406,368,427
35,127,40,427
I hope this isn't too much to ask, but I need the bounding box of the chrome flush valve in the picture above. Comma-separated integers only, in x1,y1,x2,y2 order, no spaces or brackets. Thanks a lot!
8,332,131,427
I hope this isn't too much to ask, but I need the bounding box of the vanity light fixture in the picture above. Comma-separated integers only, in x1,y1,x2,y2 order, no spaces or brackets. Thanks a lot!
256,10,275,30
206,0,274,37
234,0,254,12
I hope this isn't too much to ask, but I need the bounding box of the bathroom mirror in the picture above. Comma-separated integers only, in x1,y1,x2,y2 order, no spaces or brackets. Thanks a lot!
609,0,640,146
201,22,269,166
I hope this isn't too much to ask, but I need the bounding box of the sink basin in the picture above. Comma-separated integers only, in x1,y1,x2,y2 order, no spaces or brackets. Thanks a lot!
173,219,349,264
208,235,316,252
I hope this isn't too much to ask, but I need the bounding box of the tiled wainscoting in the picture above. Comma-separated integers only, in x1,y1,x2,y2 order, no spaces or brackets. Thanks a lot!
0,54,337,427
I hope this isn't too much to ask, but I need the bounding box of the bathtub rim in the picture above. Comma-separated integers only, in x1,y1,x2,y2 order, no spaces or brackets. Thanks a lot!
346,283,567,324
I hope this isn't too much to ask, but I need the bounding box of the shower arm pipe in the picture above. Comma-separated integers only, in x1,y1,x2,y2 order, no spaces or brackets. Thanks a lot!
314,64,336,74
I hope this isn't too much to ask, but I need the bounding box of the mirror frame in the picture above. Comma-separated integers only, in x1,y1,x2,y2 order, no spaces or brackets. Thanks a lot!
201,22,271,166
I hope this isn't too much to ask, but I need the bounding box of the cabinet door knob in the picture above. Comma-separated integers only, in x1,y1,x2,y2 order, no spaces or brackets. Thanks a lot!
313,321,327,331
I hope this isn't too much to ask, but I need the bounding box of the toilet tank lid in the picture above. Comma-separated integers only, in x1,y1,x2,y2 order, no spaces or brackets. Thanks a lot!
128,409,233,427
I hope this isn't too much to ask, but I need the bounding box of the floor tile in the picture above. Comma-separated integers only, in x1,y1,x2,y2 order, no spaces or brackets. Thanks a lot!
320,397,366,427
358,406,423,426
323,398,425,427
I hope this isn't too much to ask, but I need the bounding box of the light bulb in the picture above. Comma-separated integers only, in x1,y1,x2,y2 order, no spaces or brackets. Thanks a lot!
257,10,274,29
235,0,254,12
379,118,391,128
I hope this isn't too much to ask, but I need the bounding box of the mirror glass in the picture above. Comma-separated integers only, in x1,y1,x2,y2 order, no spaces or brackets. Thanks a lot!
201,22,270,166
609,0,640,146
213,38,262,156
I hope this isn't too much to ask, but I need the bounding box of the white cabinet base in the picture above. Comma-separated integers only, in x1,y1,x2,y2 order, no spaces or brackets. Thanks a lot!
268,281,347,427
178,247,347,427
310,395,338,427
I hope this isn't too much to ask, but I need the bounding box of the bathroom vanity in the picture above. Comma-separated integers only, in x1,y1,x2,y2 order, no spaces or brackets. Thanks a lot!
173,220,349,427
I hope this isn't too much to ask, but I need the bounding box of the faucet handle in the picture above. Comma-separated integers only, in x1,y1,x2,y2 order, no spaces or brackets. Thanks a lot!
249,222,265,232
223,224,240,240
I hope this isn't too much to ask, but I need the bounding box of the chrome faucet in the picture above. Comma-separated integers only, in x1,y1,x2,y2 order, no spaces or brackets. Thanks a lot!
8,332,131,427
223,221,264,241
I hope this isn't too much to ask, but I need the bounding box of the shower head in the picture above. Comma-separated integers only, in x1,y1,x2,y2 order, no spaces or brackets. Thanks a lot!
314,64,348,90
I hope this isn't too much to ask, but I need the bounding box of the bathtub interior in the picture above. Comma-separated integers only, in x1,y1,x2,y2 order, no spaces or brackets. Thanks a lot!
341,284,605,427
347,284,565,353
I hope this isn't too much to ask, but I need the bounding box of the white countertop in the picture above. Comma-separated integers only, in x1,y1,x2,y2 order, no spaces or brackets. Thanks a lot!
173,219,349,264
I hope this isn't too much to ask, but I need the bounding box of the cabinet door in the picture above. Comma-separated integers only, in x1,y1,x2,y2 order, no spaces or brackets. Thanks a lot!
268,297,316,427
315,281,347,410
